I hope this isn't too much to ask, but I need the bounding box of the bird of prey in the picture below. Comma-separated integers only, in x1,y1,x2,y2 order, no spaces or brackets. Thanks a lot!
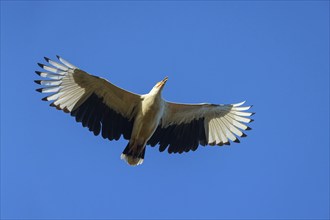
35,56,254,166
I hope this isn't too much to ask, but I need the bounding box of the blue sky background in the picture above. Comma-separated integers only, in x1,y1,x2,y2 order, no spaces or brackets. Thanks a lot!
1,1,329,219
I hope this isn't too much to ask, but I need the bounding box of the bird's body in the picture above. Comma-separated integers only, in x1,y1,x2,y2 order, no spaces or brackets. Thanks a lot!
35,56,254,166
124,90,166,165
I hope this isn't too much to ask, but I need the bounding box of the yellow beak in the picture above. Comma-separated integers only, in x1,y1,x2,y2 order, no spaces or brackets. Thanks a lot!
162,76,168,83
157,77,168,88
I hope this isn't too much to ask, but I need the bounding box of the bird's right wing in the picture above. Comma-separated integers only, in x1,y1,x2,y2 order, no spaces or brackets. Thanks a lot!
35,56,141,140
147,101,254,153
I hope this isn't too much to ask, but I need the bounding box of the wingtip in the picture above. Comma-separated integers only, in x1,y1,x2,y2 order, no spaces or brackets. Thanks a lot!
250,119,255,123
34,80,41,85
233,138,240,143
37,63,44,68
36,88,42,93
35,71,41,76
42,96,48,101
233,101,246,107
246,126,252,131
44,57,50,62
56,55,61,60
241,133,247,137
251,112,256,116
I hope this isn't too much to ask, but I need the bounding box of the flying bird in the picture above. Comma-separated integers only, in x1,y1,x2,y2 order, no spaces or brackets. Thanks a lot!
35,56,254,166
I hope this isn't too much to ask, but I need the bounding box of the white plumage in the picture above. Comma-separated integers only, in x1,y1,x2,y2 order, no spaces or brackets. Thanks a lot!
36,56,254,166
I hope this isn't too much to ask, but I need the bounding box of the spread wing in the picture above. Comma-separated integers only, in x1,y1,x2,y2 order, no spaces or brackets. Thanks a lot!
147,101,254,153
35,56,141,140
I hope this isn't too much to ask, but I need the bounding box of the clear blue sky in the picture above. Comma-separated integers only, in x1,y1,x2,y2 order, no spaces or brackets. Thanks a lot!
1,1,329,219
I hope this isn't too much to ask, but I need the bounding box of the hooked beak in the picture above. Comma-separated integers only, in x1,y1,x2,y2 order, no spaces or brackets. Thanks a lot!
162,76,168,83
157,76,168,88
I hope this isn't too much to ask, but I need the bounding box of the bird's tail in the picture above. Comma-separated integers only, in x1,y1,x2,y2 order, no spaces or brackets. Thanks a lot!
121,142,145,166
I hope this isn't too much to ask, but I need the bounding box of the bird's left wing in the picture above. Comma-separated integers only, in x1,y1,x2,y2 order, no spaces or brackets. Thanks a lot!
35,56,141,141
147,101,254,153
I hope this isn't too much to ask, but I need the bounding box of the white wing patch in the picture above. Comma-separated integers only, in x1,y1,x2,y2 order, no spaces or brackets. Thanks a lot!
35,55,141,119
35,56,86,112
162,100,254,149
205,102,253,145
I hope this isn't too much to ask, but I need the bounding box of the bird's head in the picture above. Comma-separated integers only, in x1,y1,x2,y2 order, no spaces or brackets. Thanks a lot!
151,76,168,94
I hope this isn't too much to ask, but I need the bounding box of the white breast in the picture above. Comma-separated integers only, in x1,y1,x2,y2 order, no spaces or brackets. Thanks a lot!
131,94,165,143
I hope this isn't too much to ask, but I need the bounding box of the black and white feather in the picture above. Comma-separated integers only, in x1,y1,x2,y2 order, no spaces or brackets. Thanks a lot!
147,101,254,153
35,56,140,140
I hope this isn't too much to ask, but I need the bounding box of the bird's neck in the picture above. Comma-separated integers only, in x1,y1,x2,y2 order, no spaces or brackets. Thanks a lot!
143,90,162,104
148,88,162,97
